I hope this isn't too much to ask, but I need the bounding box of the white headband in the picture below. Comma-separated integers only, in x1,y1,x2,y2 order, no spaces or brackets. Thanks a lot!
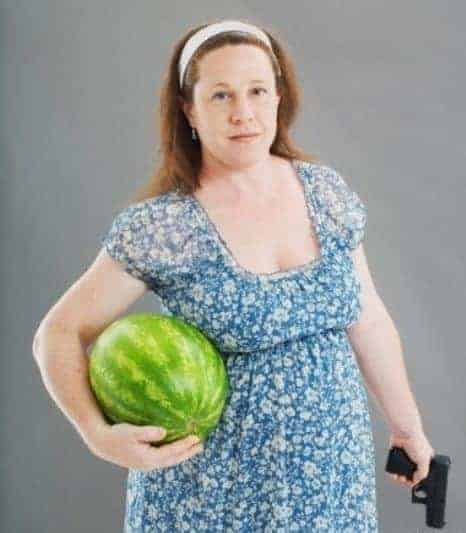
178,19,280,88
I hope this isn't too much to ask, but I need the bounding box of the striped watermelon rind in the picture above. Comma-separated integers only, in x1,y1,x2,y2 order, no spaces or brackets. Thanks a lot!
88,312,230,445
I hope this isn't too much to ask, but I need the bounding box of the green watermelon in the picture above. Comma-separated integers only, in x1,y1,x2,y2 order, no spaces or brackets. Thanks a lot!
88,312,229,445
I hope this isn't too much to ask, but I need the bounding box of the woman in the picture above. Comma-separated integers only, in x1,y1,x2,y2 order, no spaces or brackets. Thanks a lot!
33,18,435,532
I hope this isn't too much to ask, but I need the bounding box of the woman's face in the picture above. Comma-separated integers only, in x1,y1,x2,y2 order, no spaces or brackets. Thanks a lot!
182,44,281,168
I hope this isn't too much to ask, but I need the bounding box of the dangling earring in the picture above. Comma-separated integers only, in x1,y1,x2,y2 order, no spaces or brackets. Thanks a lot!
191,127,197,141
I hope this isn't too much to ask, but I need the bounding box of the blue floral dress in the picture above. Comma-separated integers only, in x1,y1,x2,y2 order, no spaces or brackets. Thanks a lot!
101,159,379,532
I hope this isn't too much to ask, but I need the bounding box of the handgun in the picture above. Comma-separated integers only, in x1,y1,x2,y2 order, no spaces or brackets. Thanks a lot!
385,445,452,529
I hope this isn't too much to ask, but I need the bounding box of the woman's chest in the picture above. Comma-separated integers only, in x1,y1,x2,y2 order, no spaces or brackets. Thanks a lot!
155,248,362,353
193,183,321,274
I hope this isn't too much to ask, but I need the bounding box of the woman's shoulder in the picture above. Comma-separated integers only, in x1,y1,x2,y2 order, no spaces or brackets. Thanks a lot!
293,157,339,177
102,189,193,250
291,157,336,178
116,189,188,223
301,159,367,251
294,158,360,197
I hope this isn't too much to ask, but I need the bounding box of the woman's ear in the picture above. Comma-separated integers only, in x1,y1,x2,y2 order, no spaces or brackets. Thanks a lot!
179,97,195,128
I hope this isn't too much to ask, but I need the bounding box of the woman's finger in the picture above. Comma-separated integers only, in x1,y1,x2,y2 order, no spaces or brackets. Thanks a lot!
390,473,410,486
412,455,433,485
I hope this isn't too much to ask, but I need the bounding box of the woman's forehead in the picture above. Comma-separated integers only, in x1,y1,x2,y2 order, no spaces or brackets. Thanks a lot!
198,45,274,78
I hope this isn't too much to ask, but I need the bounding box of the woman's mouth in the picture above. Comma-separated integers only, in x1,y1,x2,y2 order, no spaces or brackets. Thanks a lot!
229,134,260,143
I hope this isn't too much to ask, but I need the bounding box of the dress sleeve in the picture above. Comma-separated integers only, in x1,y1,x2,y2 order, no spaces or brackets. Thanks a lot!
100,200,157,288
316,164,367,251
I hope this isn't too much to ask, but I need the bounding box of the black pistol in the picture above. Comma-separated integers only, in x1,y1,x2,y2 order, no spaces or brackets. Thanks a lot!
385,446,452,529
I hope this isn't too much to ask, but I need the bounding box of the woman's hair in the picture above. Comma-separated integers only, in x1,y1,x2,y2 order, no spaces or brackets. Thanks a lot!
126,17,322,207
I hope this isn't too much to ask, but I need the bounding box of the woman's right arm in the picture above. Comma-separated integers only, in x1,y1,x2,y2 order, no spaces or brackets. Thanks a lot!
33,320,112,452
32,246,150,452
33,247,204,471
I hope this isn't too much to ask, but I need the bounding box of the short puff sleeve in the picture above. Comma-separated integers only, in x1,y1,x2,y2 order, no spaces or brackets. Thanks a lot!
100,200,157,288
316,164,367,251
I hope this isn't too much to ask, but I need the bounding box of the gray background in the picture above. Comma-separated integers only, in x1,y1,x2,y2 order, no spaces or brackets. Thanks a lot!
2,1,464,532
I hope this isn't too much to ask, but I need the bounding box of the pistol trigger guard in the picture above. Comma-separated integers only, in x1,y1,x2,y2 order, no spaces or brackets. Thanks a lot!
411,480,428,504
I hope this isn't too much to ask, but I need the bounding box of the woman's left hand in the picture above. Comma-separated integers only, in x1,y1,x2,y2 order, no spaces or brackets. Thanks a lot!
387,430,435,488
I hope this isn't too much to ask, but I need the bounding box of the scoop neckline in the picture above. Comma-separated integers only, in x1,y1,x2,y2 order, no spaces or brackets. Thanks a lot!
185,158,325,281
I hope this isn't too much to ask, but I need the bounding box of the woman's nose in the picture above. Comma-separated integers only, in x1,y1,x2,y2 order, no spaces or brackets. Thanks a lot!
230,97,255,121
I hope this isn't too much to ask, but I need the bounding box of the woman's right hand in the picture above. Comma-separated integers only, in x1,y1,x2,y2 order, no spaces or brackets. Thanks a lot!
87,422,204,472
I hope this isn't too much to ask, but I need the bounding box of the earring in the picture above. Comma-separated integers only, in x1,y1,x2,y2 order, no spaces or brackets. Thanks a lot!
191,127,197,141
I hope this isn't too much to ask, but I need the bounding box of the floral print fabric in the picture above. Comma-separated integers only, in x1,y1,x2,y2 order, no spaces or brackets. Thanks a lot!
101,159,378,532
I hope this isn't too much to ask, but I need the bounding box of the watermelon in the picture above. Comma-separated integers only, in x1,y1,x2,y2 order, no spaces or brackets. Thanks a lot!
88,312,229,445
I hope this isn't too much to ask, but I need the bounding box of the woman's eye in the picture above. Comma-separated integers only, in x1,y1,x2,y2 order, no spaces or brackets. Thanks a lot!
212,88,267,100
213,91,228,100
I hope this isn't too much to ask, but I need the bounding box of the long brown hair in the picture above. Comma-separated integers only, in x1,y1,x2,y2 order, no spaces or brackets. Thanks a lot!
126,17,322,207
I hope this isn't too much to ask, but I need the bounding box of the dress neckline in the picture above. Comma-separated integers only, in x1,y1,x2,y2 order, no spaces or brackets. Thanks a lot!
185,158,325,281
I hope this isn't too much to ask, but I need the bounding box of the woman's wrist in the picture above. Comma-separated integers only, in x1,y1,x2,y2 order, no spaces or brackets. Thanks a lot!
78,417,111,447
389,413,424,439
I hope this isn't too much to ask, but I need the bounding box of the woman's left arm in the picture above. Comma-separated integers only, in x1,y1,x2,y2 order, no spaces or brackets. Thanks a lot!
347,244,435,487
